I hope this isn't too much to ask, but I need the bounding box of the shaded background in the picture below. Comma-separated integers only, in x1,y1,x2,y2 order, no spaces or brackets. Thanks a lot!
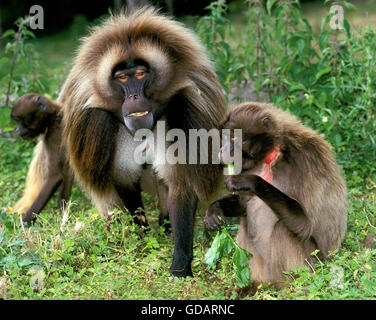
1,0,214,35
1,0,375,65
2,0,372,35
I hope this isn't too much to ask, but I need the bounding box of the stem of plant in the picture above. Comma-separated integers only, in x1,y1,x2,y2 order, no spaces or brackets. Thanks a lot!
4,18,30,108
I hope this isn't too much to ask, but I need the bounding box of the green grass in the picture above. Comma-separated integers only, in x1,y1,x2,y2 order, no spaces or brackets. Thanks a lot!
0,137,375,299
0,138,233,299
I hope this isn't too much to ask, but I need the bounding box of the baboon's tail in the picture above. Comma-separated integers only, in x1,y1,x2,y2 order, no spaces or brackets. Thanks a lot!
12,140,46,214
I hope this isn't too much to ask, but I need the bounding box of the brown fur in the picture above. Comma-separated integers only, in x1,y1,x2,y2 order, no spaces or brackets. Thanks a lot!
58,7,226,276
13,141,45,214
59,7,224,199
205,102,347,290
11,94,74,224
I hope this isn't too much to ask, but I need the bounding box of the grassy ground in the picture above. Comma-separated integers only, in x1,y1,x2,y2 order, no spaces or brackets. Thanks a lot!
1,138,375,299
0,139,235,299
1,1,376,300
0,138,375,299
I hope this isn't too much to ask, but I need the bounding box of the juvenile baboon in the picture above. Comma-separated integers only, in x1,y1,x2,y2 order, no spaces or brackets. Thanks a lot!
205,102,347,294
11,94,73,224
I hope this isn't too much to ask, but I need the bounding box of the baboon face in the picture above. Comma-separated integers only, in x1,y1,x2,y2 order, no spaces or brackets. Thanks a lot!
11,94,52,140
219,104,277,171
111,59,161,133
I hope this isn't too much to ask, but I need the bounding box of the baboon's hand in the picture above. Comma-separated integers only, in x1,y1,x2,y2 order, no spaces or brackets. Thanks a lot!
204,201,226,230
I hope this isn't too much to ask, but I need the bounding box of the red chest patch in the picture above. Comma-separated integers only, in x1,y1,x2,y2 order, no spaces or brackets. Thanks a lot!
260,145,280,183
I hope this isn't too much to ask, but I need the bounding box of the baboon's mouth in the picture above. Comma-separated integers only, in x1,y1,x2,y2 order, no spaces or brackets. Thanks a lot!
127,111,149,117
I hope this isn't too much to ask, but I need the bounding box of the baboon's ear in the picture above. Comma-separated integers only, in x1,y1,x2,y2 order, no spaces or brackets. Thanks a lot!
262,116,274,131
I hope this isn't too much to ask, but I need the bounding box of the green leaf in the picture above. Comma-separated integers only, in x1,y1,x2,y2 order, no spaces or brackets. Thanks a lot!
0,230,4,244
320,15,330,33
315,67,331,83
24,30,36,39
1,29,15,39
318,31,329,51
0,254,17,267
288,83,306,92
302,18,313,35
343,2,357,11
17,257,36,268
334,133,342,147
7,240,26,248
262,78,271,86
223,235,234,255
266,0,278,15
344,19,351,38
233,247,252,288
204,231,229,270
0,57,9,65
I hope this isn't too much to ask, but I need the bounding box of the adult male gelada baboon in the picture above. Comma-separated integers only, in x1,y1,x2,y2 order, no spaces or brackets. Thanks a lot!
59,7,226,277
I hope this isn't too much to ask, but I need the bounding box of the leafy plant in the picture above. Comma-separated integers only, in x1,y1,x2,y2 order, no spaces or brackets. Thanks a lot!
198,0,376,185
1,16,45,108
205,225,252,288
196,0,246,94
0,212,42,273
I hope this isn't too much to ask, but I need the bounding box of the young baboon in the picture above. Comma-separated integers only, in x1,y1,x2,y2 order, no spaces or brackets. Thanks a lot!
11,93,73,224
205,102,347,295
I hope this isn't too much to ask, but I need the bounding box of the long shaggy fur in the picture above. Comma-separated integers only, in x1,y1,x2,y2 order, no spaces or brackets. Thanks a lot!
12,140,46,214
59,7,226,203
227,102,347,285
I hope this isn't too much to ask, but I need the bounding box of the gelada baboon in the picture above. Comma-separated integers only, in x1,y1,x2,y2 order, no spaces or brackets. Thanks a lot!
205,102,347,294
58,7,225,276
11,93,74,224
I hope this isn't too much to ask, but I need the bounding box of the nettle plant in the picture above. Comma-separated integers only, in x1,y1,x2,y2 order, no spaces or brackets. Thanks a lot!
196,0,247,95
198,0,375,184
0,16,46,108
205,224,252,288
